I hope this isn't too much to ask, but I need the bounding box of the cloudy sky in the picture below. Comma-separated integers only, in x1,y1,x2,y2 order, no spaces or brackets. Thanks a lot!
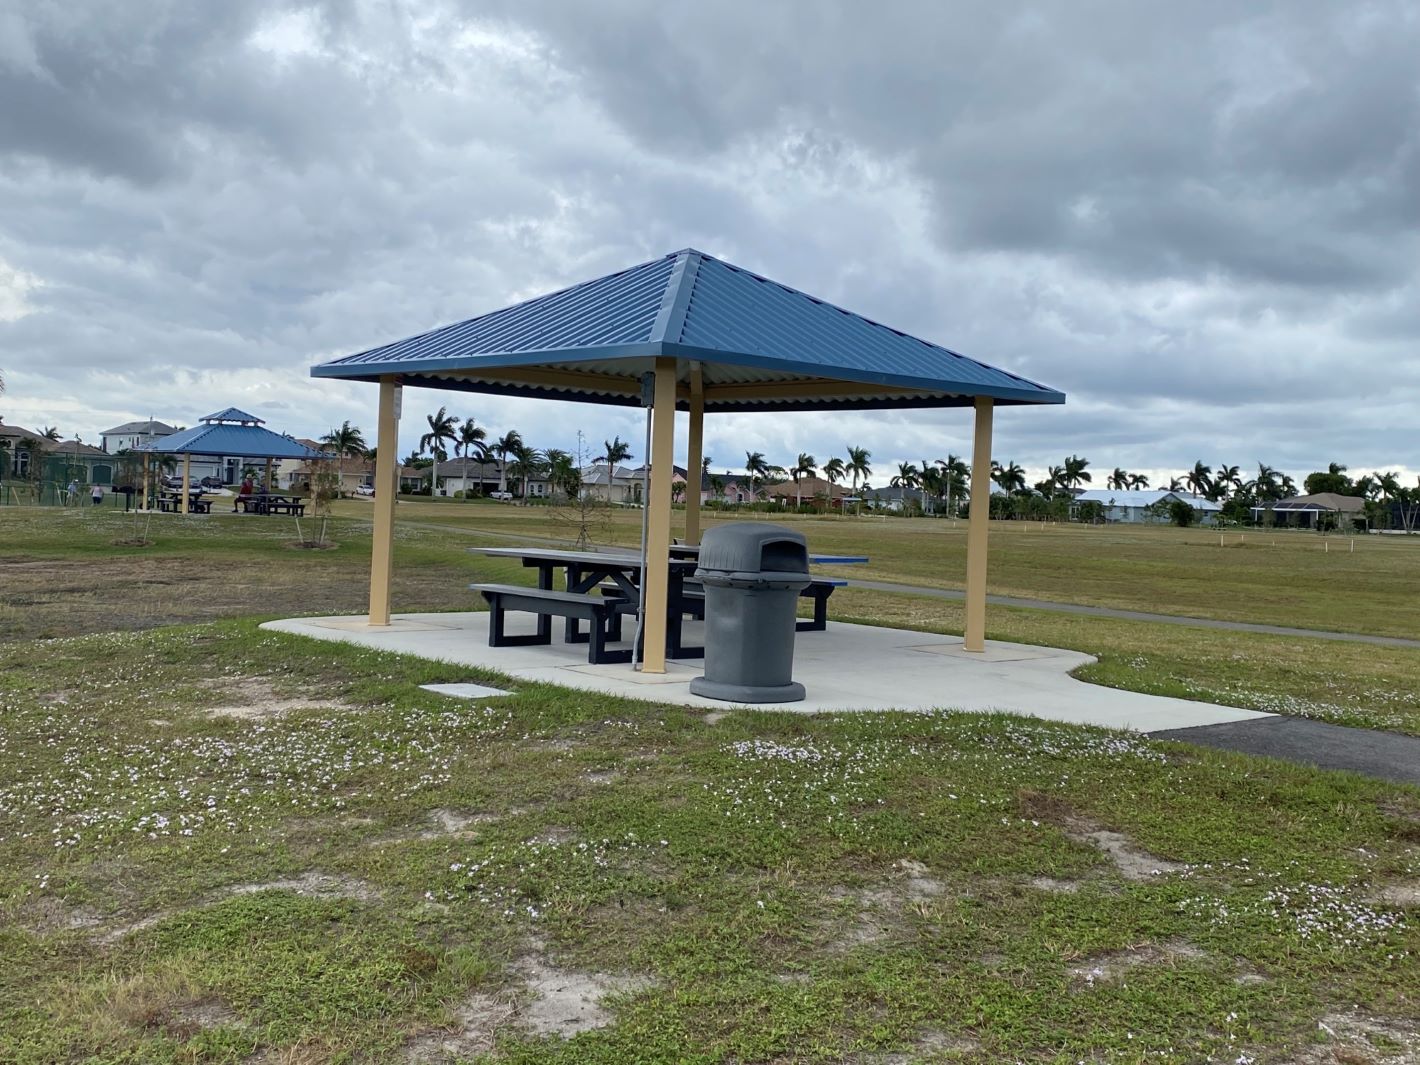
2,0,1417,487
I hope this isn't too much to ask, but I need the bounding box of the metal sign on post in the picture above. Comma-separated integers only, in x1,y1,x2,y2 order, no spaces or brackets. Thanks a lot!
392,384,403,421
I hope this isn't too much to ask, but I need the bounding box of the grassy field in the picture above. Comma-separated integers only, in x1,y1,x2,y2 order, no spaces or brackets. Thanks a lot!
3,507,1419,736
358,499,1420,640
1,619,1417,1063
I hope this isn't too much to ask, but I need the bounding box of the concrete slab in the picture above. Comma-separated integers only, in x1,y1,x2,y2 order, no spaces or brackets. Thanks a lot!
262,612,1270,734
420,682,513,699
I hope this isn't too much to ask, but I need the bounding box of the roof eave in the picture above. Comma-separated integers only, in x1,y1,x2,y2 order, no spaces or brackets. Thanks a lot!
311,341,1066,407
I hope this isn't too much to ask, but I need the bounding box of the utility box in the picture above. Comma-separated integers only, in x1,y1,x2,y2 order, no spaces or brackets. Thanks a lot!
689,523,811,703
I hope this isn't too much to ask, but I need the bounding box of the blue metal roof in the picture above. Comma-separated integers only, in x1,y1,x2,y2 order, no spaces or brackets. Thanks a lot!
136,421,325,460
310,249,1065,411
201,407,264,424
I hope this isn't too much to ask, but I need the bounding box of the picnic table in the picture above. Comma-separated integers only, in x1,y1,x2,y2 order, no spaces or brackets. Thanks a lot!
238,492,305,516
157,490,210,514
473,547,702,661
665,543,867,630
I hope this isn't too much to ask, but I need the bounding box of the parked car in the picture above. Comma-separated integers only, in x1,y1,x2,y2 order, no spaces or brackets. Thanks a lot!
489,490,514,501
354,484,375,497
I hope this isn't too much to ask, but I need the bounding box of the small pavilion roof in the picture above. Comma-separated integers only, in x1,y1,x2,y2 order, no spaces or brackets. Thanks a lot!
201,408,265,425
311,249,1064,412
136,420,325,461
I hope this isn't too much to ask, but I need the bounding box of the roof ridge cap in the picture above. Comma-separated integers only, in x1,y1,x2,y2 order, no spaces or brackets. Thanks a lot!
649,249,703,345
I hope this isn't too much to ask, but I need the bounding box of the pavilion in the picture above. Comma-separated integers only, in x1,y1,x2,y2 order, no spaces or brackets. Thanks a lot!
310,248,1065,671
135,408,325,514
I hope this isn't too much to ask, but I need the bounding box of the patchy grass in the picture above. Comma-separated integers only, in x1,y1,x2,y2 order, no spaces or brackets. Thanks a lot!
3,507,1419,739
1,621,1418,1062
346,499,1420,639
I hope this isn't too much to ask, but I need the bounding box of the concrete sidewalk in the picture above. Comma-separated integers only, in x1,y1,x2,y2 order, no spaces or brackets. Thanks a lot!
262,612,1268,734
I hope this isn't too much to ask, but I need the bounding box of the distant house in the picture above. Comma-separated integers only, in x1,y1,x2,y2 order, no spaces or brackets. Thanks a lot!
284,455,373,493
765,475,849,507
0,421,116,488
1072,488,1221,524
0,419,47,481
861,484,923,512
580,463,640,503
438,459,505,497
100,419,177,454
1255,492,1367,530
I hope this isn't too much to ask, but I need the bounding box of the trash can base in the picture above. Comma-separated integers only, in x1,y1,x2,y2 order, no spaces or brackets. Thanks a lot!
689,677,806,704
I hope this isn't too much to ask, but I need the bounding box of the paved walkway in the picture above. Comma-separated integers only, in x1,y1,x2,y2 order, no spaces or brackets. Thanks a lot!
844,579,1420,649
263,612,1267,733
1153,718,1420,786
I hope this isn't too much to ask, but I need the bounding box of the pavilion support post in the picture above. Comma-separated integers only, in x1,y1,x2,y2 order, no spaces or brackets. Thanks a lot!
264,458,273,494
964,397,994,652
641,357,678,673
685,363,704,545
180,455,191,515
369,376,401,626
141,457,150,512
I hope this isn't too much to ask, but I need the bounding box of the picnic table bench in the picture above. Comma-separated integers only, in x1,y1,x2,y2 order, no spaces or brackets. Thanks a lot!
470,583,630,663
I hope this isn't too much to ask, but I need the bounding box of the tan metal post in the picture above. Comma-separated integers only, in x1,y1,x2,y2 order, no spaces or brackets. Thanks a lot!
264,458,273,494
180,454,191,515
369,376,400,625
641,357,678,673
141,457,150,512
685,363,704,545
963,397,994,652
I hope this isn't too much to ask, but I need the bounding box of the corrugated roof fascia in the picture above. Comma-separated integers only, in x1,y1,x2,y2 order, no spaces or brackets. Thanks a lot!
311,340,1062,405
660,342,1064,403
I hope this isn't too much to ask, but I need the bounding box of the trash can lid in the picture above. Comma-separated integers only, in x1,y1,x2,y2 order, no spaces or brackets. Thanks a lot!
697,522,809,575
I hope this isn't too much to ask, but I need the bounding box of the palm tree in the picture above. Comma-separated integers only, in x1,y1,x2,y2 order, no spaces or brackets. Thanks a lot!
992,460,1027,495
1376,471,1402,501
845,447,872,510
1061,454,1092,490
493,430,524,493
744,451,770,500
822,456,845,488
321,420,367,458
1045,465,1067,496
41,426,61,441
543,448,578,500
590,435,632,496
1253,463,1282,503
1279,473,1297,497
419,407,458,495
791,453,817,508
458,418,489,462
1166,475,1185,492
509,443,545,500
1185,461,1213,498
936,454,969,515
1127,473,1150,490
1214,464,1242,501
1108,467,1130,490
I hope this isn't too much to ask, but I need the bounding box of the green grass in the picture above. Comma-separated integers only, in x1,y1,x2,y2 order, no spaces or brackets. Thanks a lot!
1,621,1417,1062
357,499,1420,638
3,505,1420,737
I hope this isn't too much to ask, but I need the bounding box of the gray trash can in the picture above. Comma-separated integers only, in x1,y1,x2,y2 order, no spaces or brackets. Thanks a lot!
689,523,811,703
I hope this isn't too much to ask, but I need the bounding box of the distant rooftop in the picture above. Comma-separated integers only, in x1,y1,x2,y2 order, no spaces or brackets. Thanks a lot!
101,419,177,436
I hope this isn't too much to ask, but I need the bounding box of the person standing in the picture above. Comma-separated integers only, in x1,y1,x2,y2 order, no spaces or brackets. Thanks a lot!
90,484,103,506
66,479,79,505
